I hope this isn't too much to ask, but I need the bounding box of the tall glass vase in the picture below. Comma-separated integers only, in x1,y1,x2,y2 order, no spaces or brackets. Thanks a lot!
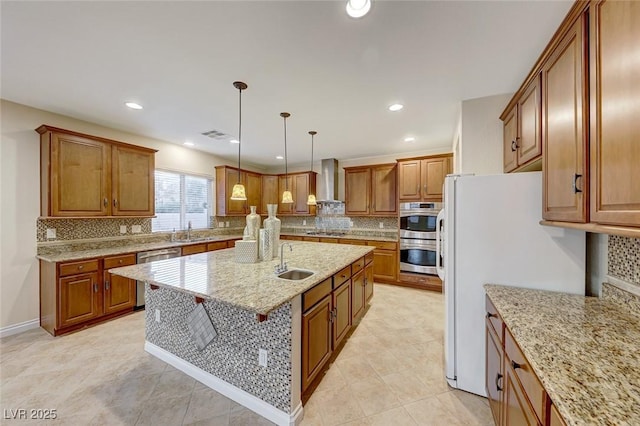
263,204,281,259
245,206,261,241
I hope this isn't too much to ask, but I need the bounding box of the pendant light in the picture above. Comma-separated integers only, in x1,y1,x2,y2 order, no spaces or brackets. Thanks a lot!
230,81,248,201
346,0,371,18
306,131,317,206
280,112,294,204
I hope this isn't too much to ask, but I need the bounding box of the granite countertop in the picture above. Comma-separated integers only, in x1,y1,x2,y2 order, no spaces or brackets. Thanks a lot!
485,284,640,426
110,241,374,315
37,235,244,263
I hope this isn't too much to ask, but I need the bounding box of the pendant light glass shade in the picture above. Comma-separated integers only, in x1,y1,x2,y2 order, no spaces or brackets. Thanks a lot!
280,112,294,204
346,0,371,18
307,130,317,206
230,81,248,201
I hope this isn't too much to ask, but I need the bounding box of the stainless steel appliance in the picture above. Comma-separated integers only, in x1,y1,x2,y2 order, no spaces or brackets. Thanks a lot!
135,247,182,308
399,238,437,274
399,202,443,239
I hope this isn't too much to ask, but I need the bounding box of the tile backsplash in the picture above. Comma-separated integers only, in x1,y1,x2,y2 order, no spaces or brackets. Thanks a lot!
608,236,640,287
37,218,152,242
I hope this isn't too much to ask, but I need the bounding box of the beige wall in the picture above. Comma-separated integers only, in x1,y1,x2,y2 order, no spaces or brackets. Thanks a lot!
0,99,246,330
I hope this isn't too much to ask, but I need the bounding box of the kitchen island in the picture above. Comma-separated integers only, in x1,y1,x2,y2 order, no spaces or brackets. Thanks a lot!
110,241,374,426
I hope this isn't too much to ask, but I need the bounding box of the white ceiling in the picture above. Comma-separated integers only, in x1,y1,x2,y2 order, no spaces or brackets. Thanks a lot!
1,0,573,168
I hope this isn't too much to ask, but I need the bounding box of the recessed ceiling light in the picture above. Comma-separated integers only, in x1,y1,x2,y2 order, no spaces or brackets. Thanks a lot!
183,142,194,147
346,0,371,18
276,155,284,160
230,139,240,144
404,137,415,142
125,102,143,110
388,104,403,112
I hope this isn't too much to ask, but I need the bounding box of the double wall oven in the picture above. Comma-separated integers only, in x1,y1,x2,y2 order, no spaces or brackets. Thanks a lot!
400,202,442,275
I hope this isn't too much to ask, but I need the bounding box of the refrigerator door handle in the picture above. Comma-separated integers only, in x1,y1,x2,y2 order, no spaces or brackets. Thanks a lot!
436,209,445,280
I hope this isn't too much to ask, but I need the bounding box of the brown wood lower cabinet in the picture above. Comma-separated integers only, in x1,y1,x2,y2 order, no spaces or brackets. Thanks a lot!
103,254,136,315
58,271,101,328
301,293,332,392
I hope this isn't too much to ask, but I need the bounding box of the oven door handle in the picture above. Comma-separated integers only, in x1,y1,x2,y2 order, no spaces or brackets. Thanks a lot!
436,209,445,280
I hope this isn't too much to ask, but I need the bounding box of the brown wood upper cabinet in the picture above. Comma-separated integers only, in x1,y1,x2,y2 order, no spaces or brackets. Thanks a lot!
215,166,262,216
501,76,542,173
542,14,588,223
38,125,156,217
278,172,317,216
344,163,397,216
589,0,640,227
397,154,452,202
261,174,279,214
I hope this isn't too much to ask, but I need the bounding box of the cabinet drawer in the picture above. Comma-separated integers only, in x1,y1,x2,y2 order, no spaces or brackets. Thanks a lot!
333,265,352,288
320,237,339,244
485,296,503,343
207,241,227,251
226,238,241,248
367,240,396,250
182,244,207,256
303,278,332,312
365,252,374,265
352,257,365,274
339,239,367,246
505,328,546,422
303,237,320,242
59,259,99,277
103,254,136,269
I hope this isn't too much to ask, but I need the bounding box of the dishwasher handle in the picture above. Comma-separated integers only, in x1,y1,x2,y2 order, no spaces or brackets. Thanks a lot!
137,249,182,262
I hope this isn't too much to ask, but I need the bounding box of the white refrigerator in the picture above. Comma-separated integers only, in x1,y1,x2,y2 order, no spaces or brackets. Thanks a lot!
436,172,585,397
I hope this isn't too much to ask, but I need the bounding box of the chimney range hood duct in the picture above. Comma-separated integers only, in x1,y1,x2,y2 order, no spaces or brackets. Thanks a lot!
317,158,340,202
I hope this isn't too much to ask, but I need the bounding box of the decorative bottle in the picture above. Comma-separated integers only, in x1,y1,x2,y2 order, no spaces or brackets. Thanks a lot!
263,204,281,259
245,206,261,241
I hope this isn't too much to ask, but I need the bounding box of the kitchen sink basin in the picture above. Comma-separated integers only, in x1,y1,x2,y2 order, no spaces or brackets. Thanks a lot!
277,269,314,281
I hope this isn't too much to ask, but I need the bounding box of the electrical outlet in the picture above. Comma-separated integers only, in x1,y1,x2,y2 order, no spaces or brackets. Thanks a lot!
132,225,142,233
225,221,230,227
155,309,161,323
218,222,225,228
259,349,268,367
120,225,127,234
379,222,384,229
302,219,306,226
46,228,56,239
350,221,354,227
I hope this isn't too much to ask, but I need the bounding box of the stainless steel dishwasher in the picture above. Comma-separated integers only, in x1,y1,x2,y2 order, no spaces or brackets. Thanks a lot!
135,247,182,309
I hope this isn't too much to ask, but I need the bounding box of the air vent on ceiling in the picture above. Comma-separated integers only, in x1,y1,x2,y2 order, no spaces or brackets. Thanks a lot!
201,129,230,139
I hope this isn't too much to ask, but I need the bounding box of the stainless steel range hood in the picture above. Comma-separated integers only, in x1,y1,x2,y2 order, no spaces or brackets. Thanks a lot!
317,158,340,201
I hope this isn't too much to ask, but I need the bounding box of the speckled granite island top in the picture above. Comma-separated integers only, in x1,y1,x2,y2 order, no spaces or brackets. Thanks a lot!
485,284,640,426
110,241,373,315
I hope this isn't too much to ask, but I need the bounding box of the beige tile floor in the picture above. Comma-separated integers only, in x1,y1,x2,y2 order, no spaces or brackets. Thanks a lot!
0,284,492,425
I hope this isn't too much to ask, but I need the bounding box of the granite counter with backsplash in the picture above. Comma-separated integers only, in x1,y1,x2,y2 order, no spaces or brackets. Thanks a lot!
485,283,640,426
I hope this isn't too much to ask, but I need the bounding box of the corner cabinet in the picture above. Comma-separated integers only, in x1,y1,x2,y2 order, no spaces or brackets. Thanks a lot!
344,164,397,216
397,154,452,202
37,125,156,217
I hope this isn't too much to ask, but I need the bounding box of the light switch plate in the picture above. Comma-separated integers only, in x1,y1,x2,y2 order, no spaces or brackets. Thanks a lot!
46,228,56,239
379,222,384,229
218,222,225,228
120,225,127,234
225,221,230,228
132,225,142,233
259,349,268,367
302,219,306,226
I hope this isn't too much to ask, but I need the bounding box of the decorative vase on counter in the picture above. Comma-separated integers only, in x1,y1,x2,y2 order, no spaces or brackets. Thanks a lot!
263,204,281,259
246,206,261,241
259,229,272,261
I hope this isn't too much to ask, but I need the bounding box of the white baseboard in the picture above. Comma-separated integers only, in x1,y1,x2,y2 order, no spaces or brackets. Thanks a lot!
0,319,39,339
145,342,304,426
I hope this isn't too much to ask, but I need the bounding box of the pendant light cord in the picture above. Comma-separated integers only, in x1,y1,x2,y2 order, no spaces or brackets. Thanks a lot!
284,115,288,190
310,133,314,172
237,87,242,184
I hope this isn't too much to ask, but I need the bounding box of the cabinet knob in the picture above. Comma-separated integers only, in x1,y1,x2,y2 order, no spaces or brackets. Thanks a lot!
486,312,495,319
78,265,84,270
105,280,110,290
93,283,98,293
103,198,108,207
113,199,118,207
119,259,123,264
495,373,503,392
572,174,583,194
511,360,522,370
511,140,517,152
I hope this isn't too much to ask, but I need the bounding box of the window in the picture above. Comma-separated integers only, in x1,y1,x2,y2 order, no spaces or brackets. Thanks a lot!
153,170,213,232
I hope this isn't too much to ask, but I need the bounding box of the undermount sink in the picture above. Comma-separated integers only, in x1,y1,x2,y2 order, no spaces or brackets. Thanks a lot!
277,269,314,281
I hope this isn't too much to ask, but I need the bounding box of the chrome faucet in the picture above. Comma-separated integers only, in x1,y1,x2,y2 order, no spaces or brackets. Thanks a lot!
275,243,293,274
186,221,192,241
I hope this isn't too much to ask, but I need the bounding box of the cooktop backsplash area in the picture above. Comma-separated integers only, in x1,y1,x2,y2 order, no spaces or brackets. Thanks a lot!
608,236,640,289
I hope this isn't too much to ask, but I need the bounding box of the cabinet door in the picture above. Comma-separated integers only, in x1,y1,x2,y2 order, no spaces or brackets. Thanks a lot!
398,160,422,201
364,262,374,302
278,175,294,215
302,295,332,392
103,271,135,315
542,17,587,223
549,403,566,426
503,106,519,173
371,164,397,215
216,167,246,216
112,145,155,216
373,249,397,282
261,175,279,214
503,362,539,426
332,280,352,349
486,323,504,426
589,0,640,226
245,171,262,214
293,173,311,215
345,168,371,215
517,76,542,166
59,272,101,328
422,158,450,201
50,132,110,216
351,269,365,322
